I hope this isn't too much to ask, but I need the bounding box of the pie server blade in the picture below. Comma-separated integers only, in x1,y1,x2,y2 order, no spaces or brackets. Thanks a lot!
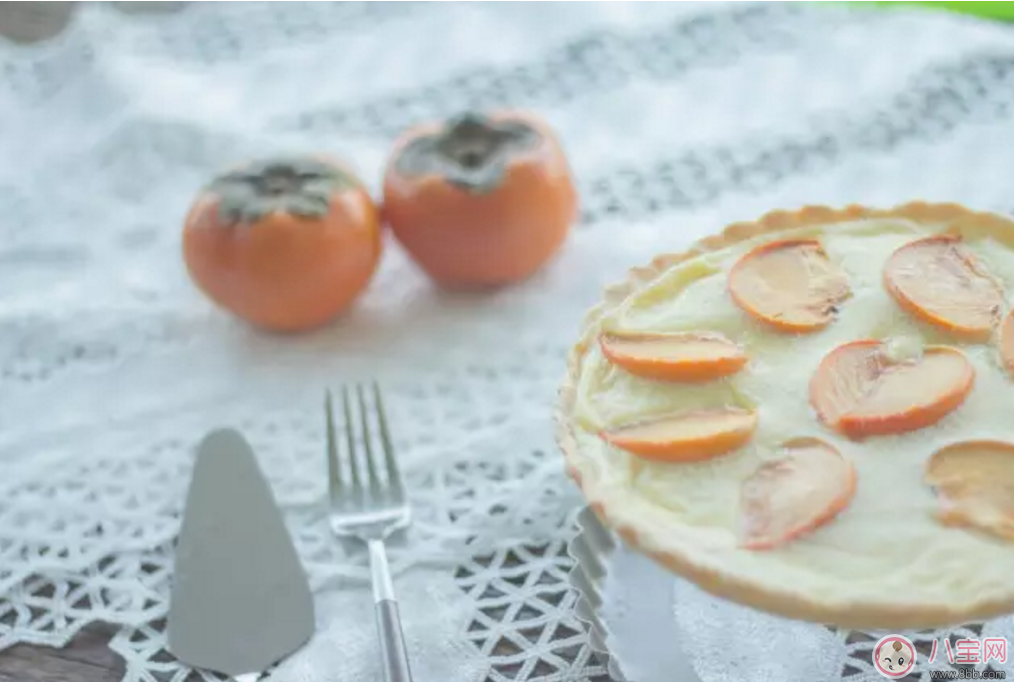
167,428,315,680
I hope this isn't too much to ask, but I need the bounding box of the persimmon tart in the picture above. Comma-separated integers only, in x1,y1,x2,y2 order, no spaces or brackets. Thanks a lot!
556,203,1014,630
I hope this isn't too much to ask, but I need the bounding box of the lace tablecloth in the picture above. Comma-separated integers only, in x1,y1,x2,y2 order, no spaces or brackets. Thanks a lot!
4,3,1014,681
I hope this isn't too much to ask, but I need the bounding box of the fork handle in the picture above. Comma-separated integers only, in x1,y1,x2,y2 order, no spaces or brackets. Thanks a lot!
369,539,413,682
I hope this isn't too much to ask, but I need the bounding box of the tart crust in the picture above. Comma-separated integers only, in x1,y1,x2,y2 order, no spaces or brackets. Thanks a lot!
555,202,1014,630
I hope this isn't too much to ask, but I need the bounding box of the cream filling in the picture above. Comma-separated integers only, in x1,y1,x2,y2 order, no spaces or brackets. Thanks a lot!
572,217,1014,609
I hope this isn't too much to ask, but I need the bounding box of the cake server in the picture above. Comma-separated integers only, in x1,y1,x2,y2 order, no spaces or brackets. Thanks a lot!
167,428,315,682
568,506,705,682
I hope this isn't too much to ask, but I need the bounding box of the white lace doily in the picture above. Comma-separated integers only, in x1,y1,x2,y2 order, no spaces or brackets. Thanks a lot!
4,3,1014,681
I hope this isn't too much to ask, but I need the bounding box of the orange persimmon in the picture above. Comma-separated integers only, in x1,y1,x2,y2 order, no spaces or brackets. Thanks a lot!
182,157,382,332
728,239,851,333
382,110,577,287
601,407,758,462
1000,309,1014,378
599,330,748,382
925,440,1014,541
884,235,1003,340
739,437,856,550
809,340,974,439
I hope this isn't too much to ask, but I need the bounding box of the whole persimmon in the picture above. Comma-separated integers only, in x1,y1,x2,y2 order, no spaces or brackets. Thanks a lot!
383,110,577,287
182,158,382,332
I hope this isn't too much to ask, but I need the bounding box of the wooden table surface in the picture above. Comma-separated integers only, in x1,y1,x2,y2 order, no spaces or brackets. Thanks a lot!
0,624,125,682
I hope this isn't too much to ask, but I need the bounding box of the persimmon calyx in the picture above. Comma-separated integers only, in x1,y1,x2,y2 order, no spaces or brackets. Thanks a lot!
208,158,353,225
394,112,541,193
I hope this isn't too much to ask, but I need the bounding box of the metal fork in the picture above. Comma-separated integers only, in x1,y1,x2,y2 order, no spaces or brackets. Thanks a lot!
325,384,413,682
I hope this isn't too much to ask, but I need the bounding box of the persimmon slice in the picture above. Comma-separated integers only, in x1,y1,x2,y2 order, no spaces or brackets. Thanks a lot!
1000,309,1014,378
925,440,1014,541
728,239,850,332
601,407,757,462
740,437,856,550
599,331,747,382
810,340,974,439
884,235,1003,339
808,340,884,429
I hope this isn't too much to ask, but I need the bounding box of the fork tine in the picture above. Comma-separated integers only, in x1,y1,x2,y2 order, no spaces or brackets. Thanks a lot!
325,390,342,498
341,386,363,491
372,382,404,497
356,384,381,489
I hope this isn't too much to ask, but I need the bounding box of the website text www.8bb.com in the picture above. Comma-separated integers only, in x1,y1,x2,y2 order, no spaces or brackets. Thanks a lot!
928,672,1007,680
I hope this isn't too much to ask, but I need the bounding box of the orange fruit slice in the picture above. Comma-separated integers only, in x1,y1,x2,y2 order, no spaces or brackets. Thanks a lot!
740,437,856,550
925,440,1014,541
808,340,885,429
728,239,850,333
838,346,974,439
599,331,747,382
884,235,1003,340
601,407,757,462
810,340,974,439
1000,309,1014,378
